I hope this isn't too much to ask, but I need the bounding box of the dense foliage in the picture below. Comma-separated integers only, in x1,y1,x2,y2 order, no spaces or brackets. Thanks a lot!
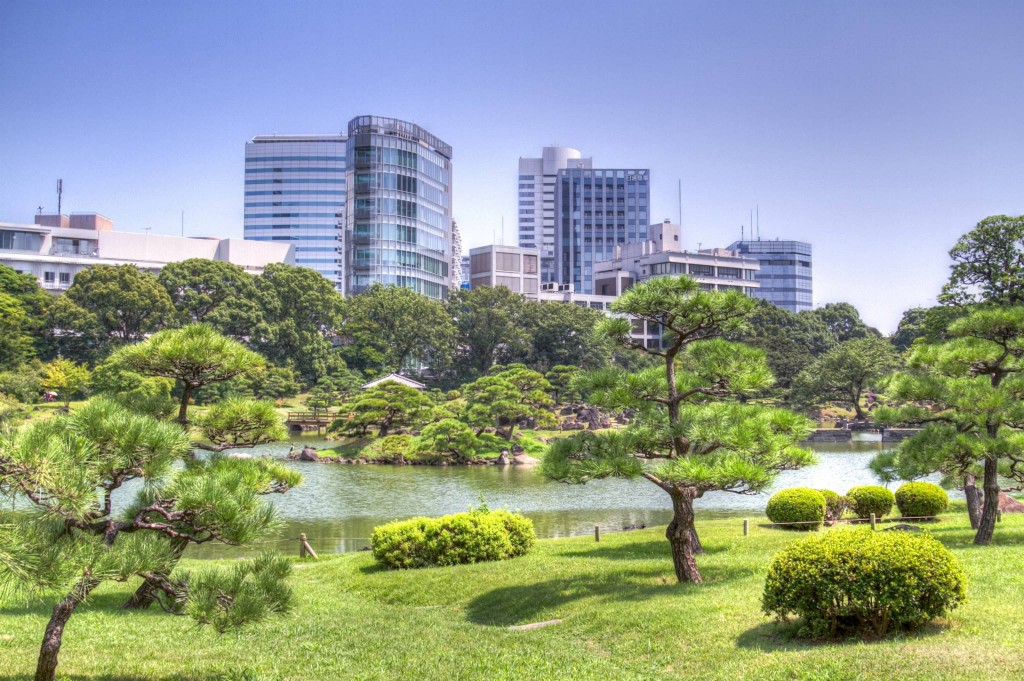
765,488,826,529
817,489,850,524
370,507,535,569
846,486,895,519
894,481,949,519
763,529,967,638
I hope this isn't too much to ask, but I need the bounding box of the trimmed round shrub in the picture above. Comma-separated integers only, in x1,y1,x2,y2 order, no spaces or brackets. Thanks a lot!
895,481,948,519
817,489,850,524
766,488,826,530
846,485,895,519
763,528,967,638
371,507,536,569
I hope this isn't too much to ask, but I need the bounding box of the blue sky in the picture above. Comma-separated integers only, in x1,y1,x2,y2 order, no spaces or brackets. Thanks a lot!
2,1,1022,332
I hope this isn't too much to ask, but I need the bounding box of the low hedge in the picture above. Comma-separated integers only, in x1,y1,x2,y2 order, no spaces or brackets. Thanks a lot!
895,481,948,519
846,485,895,519
371,507,536,569
817,489,850,524
763,528,967,638
364,434,413,462
765,488,826,530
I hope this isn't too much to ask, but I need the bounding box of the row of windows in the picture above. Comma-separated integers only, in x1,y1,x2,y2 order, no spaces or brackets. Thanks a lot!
245,167,345,174
518,174,535,180
351,274,446,300
245,190,345,197
245,179,345,185
519,208,534,214
519,184,535,190
352,248,450,277
245,201,342,208
247,212,342,219
245,155,346,163
245,235,340,242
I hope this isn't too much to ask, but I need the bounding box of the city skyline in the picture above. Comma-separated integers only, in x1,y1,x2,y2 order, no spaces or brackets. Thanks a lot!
3,1,1023,332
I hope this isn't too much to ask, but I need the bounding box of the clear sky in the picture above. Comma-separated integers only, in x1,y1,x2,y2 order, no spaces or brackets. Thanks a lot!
2,1,1022,332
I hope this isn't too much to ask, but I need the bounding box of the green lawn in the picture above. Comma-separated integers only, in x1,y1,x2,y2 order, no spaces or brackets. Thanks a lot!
2,513,1023,680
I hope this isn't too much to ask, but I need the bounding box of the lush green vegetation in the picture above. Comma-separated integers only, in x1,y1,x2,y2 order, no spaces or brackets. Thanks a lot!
0,512,1021,680
763,528,968,638
765,488,826,529
847,485,897,519
895,482,950,519
370,507,535,569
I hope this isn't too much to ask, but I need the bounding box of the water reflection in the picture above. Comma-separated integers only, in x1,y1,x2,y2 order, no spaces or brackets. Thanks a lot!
187,436,942,559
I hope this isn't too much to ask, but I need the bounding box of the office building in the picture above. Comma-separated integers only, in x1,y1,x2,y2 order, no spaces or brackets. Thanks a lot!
725,239,813,312
468,244,540,298
554,167,650,293
346,115,453,300
1,213,293,292
518,147,592,283
595,222,760,297
243,134,347,290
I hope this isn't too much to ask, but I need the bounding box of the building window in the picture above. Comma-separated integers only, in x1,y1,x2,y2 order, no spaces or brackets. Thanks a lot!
689,264,714,277
496,252,520,272
59,272,71,285
523,254,538,274
43,272,55,284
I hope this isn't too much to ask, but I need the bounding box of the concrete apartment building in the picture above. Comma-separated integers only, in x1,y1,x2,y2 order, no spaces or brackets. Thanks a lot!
243,134,347,290
517,146,592,283
0,212,293,292
725,239,813,312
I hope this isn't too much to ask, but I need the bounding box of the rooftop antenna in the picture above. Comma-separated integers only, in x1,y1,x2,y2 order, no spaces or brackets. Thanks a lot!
756,205,760,240
741,224,745,241
677,179,682,227
143,226,152,235
37,205,44,215
501,216,505,245
56,179,63,215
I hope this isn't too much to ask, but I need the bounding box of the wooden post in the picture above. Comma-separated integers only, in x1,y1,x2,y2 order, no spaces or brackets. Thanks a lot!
299,532,318,559
594,525,600,542
743,518,749,537
870,513,876,531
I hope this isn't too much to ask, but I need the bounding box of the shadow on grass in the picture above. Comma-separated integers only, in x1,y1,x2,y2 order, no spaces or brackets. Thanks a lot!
0,590,147,617
557,539,728,561
735,618,952,652
466,559,760,627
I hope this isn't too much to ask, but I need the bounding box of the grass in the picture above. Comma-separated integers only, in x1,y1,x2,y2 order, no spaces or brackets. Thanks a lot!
2,512,1023,680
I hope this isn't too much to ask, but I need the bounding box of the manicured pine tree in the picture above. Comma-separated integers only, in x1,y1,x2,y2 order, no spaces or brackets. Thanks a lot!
541,276,814,583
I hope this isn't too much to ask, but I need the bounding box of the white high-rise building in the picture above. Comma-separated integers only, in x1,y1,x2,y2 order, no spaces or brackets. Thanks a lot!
243,134,347,290
517,146,592,283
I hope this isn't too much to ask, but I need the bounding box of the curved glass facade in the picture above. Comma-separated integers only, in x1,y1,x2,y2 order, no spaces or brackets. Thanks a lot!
345,116,452,300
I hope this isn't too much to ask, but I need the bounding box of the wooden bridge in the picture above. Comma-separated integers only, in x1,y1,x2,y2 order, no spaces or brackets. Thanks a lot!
285,411,335,431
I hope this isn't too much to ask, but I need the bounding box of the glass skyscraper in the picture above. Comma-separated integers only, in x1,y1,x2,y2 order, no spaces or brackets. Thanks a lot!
345,116,453,300
554,167,650,293
725,239,813,312
243,135,347,289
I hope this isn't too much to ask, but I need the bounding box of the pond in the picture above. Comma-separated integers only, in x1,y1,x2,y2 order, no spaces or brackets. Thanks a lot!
186,435,938,559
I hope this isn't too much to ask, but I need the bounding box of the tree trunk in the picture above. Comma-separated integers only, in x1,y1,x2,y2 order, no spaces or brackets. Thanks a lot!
974,457,1001,545
36,576,98,681
852,387,866,420
964,473,982,530
665,487,702,584
690,525,704,554
177,384,193,426
124,537,187,610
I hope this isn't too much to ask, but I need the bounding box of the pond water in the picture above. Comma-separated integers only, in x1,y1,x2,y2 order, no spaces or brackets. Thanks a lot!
183,435,942,559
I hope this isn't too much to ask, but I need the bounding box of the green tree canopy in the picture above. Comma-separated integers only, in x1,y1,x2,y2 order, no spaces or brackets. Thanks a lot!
333,380,434,437
0,263,50,362
338,284,455,377
940,215,1024,307
110,324,266,425
0,398,299,681
252,264,346,383
792,336,902,419
522,301,611,372
157,258,267,337
728,300,836,388
54,264,175,346
40,358,91,409
446,286,530,378
541,276,814,583
806,302,878,343
463,367,556,440
871,306,1024,545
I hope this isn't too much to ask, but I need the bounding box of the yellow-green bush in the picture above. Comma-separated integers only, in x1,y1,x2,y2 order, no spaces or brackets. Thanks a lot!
895,481,948,519
817,489,850,523
846,485,895,519
370,507,535,569
763,528,967,638
765,488,826,530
